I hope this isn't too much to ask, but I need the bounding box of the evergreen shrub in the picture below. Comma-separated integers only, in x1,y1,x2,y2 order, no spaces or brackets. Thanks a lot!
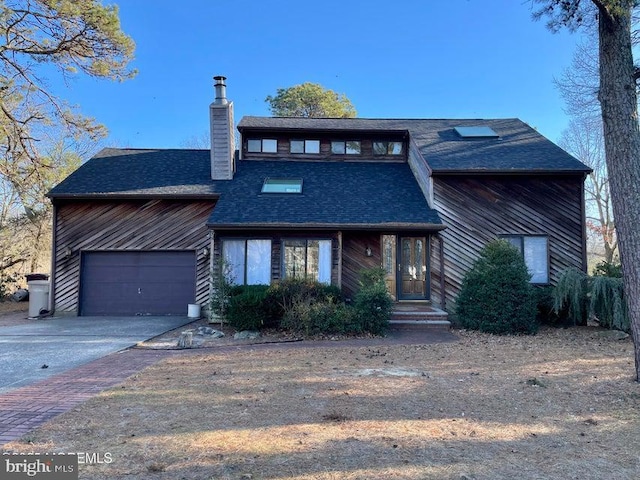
456,239,538,335
226,285,271,331
352,267,393,335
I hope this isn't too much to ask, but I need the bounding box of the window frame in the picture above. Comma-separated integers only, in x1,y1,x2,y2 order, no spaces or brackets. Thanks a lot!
331,140,362,155
500,234,550,285
247,138,278,153
261,178,303,194
290,139,320,154
373,140,404,155
222,238,272,285
281,238,332,284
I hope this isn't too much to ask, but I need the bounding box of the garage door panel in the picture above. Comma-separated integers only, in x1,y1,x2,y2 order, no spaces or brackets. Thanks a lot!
80,251,196,316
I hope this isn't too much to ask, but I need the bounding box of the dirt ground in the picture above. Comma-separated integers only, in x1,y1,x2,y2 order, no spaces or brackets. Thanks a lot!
0,301,29,326
3,324,639,480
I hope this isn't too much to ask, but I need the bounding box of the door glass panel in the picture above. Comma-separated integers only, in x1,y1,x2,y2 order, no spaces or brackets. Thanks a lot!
402,239,412,276
415,239,424,281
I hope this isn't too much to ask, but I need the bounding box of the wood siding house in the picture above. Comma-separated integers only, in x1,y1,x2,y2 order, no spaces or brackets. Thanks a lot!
47,78,590,318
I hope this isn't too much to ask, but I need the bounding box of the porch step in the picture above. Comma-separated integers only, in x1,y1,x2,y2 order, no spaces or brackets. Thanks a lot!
390,304,450,330
390,319,451,330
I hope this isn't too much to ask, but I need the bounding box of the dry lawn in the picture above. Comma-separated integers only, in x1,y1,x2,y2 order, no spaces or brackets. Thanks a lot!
4,327,640,480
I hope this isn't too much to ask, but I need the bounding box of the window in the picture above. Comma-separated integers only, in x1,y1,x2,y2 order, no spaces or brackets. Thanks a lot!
261,178,303,194
290,139,320,154
247,139,278,153
454,126,499,139
502,235,549,284
373,141,403,155
331,140,361,155
223,239,272,285
283,239,332,283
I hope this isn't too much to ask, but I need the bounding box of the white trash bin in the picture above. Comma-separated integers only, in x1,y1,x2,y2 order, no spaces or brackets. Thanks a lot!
28,280,50,318
187,303,201,319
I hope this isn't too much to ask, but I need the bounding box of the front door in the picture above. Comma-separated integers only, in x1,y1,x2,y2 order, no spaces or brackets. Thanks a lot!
399,237,428,300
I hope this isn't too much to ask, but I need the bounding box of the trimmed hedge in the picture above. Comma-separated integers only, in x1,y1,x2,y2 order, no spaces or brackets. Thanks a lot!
456,239,538,335
226,285,272,331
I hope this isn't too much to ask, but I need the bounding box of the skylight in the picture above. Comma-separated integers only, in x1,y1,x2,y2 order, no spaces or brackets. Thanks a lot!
261,178,303,194
454,126,499,139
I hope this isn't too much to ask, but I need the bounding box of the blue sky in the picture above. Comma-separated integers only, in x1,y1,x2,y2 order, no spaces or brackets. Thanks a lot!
54,0,586,149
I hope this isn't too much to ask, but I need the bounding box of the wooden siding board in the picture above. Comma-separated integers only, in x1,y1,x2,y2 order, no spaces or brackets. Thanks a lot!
53,200,215,314
433,175,586,311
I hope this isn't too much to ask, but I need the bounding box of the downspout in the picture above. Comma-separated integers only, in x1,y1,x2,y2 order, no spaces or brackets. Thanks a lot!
439,234,446,310
337,231,343,290
580,173,588,273
48,202,58,315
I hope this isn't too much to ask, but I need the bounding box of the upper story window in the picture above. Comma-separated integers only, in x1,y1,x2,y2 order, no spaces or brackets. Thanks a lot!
331,141,361,155
290,139,320,154
373,141,403,155
247,138,278,153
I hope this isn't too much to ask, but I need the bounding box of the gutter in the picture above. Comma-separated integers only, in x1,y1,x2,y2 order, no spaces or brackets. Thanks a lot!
207,222,447,232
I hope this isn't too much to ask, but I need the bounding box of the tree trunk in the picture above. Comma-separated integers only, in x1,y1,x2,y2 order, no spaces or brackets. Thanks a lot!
597,1,640,381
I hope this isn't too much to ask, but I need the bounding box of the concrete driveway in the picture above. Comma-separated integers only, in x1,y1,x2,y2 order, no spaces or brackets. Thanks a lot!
0,316,194,393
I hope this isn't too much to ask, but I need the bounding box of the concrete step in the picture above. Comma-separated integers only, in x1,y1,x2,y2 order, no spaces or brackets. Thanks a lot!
389,319,451,330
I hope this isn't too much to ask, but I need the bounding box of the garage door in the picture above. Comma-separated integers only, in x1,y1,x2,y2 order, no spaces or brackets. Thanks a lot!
80,251,196,316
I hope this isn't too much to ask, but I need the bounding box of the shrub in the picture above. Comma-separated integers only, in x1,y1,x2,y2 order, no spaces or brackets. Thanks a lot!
553,267,630,332
0,272,17,300
592,260,622,278
226,285,271,331
591,275,628,331
267,278,342,325
552,267,590,326
209,257,233,322
281,299,357,336
351,267,393,335
456,239,538,335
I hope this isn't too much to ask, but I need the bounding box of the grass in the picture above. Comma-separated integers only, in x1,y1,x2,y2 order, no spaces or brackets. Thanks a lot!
3,326,640,479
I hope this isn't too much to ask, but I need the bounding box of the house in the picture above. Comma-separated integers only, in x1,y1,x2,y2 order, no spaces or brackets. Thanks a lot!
47,77,591,319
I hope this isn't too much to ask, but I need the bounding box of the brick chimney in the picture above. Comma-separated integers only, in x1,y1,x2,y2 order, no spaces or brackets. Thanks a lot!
210,76,235,180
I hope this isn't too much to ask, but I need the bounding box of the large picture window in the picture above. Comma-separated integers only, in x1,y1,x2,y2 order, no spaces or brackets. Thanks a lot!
502,235,549,284
222,239,272,285
283,239,331,284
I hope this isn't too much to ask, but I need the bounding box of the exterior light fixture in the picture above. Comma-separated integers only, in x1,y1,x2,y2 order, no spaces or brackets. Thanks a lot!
365,246,373,257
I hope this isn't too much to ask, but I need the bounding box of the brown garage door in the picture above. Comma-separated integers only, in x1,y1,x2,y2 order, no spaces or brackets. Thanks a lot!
80,251,196,316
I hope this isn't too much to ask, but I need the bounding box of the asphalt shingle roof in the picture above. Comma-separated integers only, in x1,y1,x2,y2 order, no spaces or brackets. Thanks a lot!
47,148,222,198
239,117,591,173
207,160,442,229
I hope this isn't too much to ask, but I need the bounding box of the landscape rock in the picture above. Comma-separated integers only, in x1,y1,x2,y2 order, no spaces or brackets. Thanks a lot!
234,330,261,340
196,326,225,338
